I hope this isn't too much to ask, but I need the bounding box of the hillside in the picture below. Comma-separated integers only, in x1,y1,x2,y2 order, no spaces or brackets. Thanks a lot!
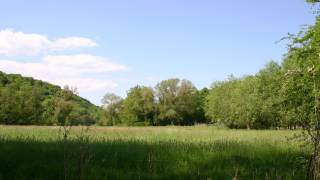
0,71,104,125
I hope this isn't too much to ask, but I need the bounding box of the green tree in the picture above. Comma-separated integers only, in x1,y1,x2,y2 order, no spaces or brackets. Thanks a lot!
155,78,199,125
206,75,260,129
254,61,282,128
0,86,18,124
196,88,210,124
121,86,155,125
54,86,78,126
101,93,123,125
307,0,320,3
41,96,57,125
0,71,102,125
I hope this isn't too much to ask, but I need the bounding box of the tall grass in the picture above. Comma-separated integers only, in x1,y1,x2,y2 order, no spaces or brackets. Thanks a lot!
0,126,309,179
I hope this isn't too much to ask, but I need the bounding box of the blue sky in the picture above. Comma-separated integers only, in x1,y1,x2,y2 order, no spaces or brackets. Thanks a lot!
0,0,316,105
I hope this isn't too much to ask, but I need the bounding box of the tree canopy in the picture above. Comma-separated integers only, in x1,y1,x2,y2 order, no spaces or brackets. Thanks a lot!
0,71,103,125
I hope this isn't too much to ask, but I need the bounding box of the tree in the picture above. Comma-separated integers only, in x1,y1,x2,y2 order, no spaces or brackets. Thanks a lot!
255,61,283,129
234,76,260,129
155,78,200,125
41,96,57,125
101,93,123,125
307,0,320,3
54,86,79,126
22,86,43,124
0,85,18,124
120,86,155,125
195,88,210,124
0,71,102,125
280,14,320,178
205,68,282,130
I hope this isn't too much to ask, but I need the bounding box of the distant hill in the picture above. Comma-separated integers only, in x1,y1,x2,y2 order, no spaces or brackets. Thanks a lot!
0,71,104,125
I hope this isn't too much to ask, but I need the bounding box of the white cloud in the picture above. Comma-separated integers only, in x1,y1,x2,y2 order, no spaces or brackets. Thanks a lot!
0,29,127,95
50,37,97,51
0,29,50,56
44,54,127,74
0,29,97,56
0,54,127,92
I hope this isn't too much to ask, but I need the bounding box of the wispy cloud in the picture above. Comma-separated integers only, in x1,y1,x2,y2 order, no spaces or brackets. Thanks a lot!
50,37,97,51
0,54,127,92
0,29,129,96
0,29,97,56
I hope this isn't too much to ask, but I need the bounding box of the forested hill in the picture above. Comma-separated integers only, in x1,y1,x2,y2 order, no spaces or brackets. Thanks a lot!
0,71,104,125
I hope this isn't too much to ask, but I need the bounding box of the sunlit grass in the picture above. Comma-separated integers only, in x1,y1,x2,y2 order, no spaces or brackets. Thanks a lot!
0,126,309,179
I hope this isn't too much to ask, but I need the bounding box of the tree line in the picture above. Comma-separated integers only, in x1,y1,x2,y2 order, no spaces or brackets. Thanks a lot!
0,72,104,125
101,79,208,126
2,0,320,129
101,15,320,129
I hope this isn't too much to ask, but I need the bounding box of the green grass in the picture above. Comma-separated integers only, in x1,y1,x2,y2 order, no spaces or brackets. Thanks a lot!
0,126,309,179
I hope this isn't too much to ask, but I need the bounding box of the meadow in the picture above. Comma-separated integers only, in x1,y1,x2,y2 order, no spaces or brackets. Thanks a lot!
0,126,309,180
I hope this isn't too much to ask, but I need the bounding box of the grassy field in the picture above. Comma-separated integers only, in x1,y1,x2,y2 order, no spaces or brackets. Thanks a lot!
0,126,309,180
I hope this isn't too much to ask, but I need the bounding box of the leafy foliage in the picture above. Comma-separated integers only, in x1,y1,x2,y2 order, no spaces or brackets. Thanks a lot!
155,79,203,125
120,86,155,125
204,16,320,130
0,71,103,125
101,93,123,125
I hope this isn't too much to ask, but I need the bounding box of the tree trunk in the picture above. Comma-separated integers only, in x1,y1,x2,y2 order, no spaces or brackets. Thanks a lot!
246,121,251,130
